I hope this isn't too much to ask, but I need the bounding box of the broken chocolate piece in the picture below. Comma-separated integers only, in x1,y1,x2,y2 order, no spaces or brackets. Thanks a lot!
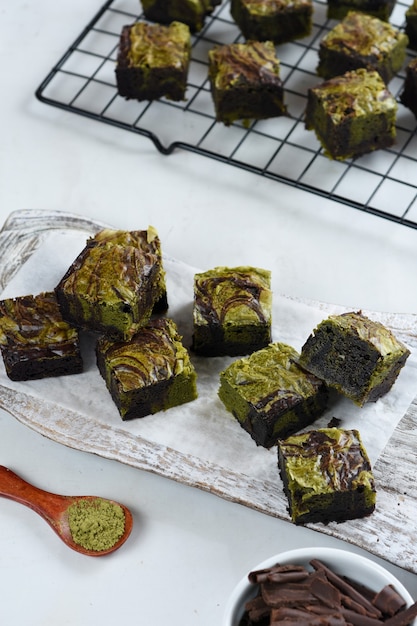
310,571,342,609
310,560,382,618
244,594,270,622
261,578,319,608
340,608,384,625
374,586,406,617
239,559,416,626
271,606,346,624
248,564,309,584
384,603,417,626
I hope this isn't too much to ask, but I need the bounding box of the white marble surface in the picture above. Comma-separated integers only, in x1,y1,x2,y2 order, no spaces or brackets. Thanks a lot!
1,2,417,625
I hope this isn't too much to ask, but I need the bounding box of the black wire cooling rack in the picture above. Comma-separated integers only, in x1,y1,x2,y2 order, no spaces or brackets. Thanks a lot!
36,0,417,228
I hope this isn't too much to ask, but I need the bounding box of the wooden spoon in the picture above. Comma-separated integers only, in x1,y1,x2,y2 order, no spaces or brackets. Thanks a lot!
0,465,133,556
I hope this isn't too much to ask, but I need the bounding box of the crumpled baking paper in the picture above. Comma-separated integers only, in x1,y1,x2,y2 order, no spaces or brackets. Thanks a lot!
0,229,416,484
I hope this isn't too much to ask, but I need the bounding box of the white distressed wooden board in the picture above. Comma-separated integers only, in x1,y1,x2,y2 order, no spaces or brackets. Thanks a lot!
0,209,416,574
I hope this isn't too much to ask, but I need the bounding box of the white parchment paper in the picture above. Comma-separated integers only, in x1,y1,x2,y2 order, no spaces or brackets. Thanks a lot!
1,229,416,485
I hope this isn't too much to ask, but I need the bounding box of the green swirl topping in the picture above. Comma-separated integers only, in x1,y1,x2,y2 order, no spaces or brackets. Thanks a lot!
98,318,195,392
322,11,407,57
220,342,322,412
279,428,375,494
141,0,219,31
59,242,158,307
91,226,160,250
90,227,166,298
312,69,397,122
127,21,191,69
194,266,272,327
238,0,311,15
324,312,408,358
209,41,280,90
0,292,78,351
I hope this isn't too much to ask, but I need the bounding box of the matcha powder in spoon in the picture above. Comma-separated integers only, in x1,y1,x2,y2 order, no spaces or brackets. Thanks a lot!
68,498,126,551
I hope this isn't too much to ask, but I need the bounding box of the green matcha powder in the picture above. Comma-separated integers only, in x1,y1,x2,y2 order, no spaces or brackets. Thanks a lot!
68,498,125,551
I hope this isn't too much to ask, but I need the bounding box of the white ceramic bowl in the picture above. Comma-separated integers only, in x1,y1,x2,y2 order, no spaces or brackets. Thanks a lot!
223,547,416,626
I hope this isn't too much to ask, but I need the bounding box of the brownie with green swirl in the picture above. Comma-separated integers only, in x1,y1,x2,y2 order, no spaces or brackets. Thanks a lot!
55,227,166,341
89,227,168,314
0,292,83,381
299,311,410,406
231,0,313,45
96,317,197,420
141,0,221,32
326,0,395,21
192,266,272,357
208,41,287,126
305,68,398,160
317,12,408,84
278,428,376,524
218,342,328,448
116,21,191,102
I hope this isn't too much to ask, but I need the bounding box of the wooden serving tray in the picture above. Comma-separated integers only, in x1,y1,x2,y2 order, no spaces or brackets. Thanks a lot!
0,209,416,574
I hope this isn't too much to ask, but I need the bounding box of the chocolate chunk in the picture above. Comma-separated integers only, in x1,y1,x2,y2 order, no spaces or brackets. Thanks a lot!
373,586,406,617
239,559,415,626
341,608,385,625
244,593,270,622
310,560,382,618
383,602,417,626
311,570,342,609
248,564,309,584
267,569,311,585
261,580,318,608
271,607,347,625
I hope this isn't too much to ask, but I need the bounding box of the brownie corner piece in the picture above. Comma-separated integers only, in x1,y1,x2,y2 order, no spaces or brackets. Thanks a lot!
0,291,83,381
299,311,410,406
96,317,198,420
231,0,313,45
141,0,220,32
55,228,165,340
89,226,168,314
277,427,376,525
208,40,287,126
218,342,328,448
317,12,408,84
115,21,191,101
305,68,397,160
192,265,272,356
326,0,395,21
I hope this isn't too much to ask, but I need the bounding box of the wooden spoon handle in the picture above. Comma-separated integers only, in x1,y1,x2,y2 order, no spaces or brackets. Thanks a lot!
0,465,69,522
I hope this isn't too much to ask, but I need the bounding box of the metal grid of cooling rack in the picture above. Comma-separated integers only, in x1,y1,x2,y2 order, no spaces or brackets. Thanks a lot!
36,0,417,228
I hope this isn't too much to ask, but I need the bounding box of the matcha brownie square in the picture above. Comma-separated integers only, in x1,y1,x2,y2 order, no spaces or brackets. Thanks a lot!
218,342,328,448
299,311,410,406
400,58,417,118
115,21,191,101
96,317,197,420
278,428,376,524
305,68,398,160
231,0,313,45
89,227,168,314
208,41,287,126
406,0,417,51
326,0,395,21
0,292,83,381
141,0,221,32
192,266,272,356
317,12,408,84
55,227,165,340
